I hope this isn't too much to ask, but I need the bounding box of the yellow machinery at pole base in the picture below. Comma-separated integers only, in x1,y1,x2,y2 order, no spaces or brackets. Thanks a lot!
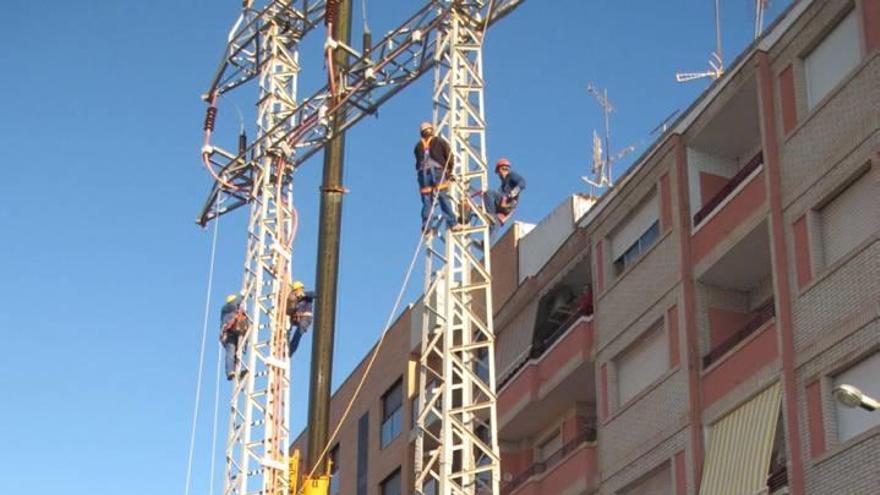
300,476,330,495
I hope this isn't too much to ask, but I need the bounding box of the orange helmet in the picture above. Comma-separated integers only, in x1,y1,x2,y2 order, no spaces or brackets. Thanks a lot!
495,158,511,172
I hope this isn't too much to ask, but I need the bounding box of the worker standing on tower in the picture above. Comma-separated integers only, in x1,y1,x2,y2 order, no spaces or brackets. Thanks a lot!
414,122,458,232
484,158,526,227
220,294,247,380
287,281,315,356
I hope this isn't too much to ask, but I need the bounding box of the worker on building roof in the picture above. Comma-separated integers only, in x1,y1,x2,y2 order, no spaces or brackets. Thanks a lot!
484,158,526,227
414,121,458,232
220,294,247,381
287,280,315,356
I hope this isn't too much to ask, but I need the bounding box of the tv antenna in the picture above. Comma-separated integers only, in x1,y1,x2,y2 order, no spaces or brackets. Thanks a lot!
583,84,636,192
754,0,770,39
676,0,724,83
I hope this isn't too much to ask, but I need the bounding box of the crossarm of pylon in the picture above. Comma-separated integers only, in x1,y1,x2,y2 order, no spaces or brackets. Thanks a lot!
198,0,526,225
207,1,327,96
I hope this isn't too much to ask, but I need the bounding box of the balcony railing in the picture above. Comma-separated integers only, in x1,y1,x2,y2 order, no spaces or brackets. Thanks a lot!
501,428,596,495
703,299,776,368
693,151,764,226
767,466,788,492
498,309,592,391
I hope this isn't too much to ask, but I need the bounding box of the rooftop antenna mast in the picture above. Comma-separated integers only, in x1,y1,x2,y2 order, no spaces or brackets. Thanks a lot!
754,0,770,38
583,84,635,192
676,0,724,82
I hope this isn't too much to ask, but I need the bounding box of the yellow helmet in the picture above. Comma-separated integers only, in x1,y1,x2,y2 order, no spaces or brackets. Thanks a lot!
291,280,305,291
225,294,238,304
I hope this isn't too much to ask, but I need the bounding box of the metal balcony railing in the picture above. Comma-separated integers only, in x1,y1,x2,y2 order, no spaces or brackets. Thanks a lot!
703,299,776,369
693,151,764,226
767,465,788,492
501,428,596,495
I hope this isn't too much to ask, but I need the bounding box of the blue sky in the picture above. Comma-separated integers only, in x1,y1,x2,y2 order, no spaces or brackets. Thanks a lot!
0,1,791,494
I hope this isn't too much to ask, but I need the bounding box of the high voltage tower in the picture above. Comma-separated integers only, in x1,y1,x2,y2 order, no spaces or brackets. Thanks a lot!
196,1,525,494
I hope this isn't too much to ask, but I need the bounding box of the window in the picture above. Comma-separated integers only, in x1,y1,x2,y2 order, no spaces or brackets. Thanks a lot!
328,445,340,495
615,321,668,406
380,468,402,495
536,430,562,463
620,463,672,495
356,412,369,495
833,352,880,442
804,9,861,109
818,168,877,266
610,192,660,276
381,378,403,448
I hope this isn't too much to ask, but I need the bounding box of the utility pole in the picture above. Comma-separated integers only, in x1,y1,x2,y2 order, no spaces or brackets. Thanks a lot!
308,0,353,477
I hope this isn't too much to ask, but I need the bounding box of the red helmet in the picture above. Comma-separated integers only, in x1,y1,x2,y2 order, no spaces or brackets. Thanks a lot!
495,158,511,172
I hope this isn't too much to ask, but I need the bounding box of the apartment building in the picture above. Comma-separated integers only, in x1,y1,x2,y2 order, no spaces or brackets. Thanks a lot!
291,0,880,493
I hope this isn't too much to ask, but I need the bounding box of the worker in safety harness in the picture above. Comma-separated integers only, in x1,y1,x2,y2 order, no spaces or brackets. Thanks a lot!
414,121,458,232
484,158,526,227
220,294,247,380
287,280,315,356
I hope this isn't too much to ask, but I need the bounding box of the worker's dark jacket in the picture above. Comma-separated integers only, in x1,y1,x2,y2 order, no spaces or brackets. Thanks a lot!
220,301,245,341
414,136,452,172
500,171,526,198
287,291,316,330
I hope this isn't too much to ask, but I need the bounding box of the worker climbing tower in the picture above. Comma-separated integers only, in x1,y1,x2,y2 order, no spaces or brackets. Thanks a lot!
198,2,524,494
198,2,324,495
415,2,501,494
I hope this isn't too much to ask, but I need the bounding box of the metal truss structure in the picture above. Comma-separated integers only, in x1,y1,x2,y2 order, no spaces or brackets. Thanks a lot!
198,0,524,226
198,2,525,495
414,3,502,494
204,2,324,495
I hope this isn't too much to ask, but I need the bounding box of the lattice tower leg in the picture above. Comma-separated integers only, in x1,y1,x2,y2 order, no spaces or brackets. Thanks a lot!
416,3,501,494
224,5,300,495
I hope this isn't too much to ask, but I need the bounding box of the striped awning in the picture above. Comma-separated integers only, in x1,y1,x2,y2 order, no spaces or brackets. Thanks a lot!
699,382,782,495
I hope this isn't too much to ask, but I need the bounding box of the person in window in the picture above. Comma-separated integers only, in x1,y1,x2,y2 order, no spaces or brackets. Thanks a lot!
577,286,594,317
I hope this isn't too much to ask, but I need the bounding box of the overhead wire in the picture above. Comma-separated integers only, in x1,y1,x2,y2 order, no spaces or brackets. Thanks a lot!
184,201,222,495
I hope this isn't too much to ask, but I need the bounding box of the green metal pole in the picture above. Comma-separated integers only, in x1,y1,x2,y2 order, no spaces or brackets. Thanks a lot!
307,0,353,476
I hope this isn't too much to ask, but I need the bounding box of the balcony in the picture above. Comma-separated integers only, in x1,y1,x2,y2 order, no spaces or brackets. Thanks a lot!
693,151,764,226
497,316,595,439
502,429,598,495
703,299,775,368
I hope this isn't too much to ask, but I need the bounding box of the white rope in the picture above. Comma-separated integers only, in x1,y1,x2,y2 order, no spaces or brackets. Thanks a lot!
302,165,451,485
208,345,223,495
184,211,221,495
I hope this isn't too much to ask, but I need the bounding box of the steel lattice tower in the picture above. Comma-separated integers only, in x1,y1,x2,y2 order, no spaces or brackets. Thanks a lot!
216,3,311,495
415,3,501,494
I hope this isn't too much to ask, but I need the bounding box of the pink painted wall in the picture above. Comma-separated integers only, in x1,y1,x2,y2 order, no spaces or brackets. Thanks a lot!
792,215,812,288
691,169,766,264
701,322,778,409
806,380,826,458
708,307,752,349
699,171,731,207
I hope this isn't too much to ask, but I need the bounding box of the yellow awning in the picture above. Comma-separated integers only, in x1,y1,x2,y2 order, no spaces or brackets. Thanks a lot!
699,382,782,495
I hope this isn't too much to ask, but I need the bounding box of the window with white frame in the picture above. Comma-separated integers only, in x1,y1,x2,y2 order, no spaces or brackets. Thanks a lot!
610,192,660,277
804,9,861,109
615,321,668,407
833,352,880,443
620,463,672,495
818,167,877,267
381,378,403,448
